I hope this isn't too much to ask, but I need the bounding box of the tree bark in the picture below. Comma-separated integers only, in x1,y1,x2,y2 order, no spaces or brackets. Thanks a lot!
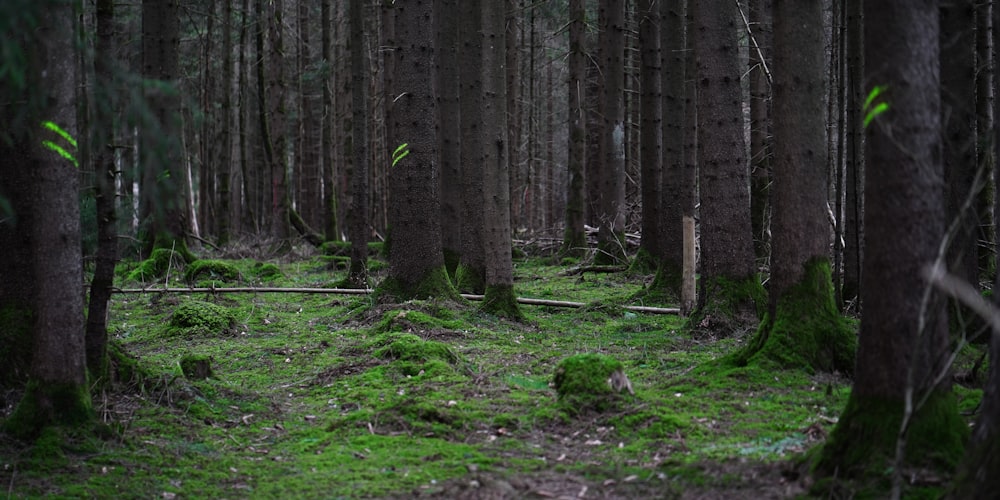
346,0,370,287
560,0,587,259
436,0,463,275
379,1,459,301
815,0,967,488
690,0,762,332
595,0,627,265
636,0,662,270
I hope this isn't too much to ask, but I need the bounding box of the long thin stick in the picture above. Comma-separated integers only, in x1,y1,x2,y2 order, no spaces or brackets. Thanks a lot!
108,287,681,315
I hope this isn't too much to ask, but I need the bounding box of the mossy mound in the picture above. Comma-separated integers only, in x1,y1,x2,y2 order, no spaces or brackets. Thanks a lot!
552,353,634,413
168,300,236,336
252,262,282,280
184,259,241,284
373,308,463,334
127,248,186,282
370,332,460,366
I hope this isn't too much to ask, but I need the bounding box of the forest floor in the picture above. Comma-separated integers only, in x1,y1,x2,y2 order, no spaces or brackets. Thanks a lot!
0,245,983,498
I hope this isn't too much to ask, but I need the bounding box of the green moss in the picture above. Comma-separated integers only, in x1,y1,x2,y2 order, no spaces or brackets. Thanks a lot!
375,265,463,303
812,390,967,497
184,259,241,284
4,380,93,440
645,260,683,304
454,262,486,294
107,341,150,386
321,240,350,256
628,247,658,275
126,248,185,282
0,305,32,388
731,259,856,374
552,353,632,413
168,300,235,335
689,273,765,333
252,262,282,280
481,284,523,320
179,355,214,380
371,332,460,366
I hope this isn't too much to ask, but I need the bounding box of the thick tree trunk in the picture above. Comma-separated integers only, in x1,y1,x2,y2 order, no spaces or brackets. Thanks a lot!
690,0,762,332
436,0,463,276
651,0,688,300
379,1,459,302
636,0,662,271
455,0,487,294
815,0,967,489
481,0,522,320
6,0,93,436
560,0,587,259
748,0,772,264
595,0,627,266
217,0,234,245
842,0,863,305
346,0,370,287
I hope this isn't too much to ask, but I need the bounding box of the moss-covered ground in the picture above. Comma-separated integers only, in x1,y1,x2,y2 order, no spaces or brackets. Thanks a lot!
0,249,984,498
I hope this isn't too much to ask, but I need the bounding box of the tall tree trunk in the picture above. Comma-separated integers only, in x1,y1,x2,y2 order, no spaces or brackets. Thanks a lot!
815,0,967,489
322,0,337,241
264,0,290,244
481,0,522,319
346,0,369,287
976,0,995,278
560,0,587,258
842,0,863,305
217,0,234,245
379,1,458,301
140,0,191,258
595,0,627,265
85,0,119,382
455,0,487,294
690,0,762,332
5,0,93,436
734,0,855,373
636,0,662,270
436,0,462,275
652,0,688,300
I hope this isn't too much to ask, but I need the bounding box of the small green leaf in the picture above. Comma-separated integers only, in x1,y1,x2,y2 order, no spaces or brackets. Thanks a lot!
41,120,77,148
863,85,886,112
864,102,889,129
391,143,410,167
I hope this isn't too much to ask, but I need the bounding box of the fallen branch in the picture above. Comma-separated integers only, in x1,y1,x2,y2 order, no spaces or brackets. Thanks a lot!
109,287,680,314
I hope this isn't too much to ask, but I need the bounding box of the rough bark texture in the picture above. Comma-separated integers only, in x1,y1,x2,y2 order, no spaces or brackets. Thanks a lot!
6,0,93,435
814,0,967,490
346,0,370,287
217,0,234,245
560,0,587,259
86,0,118,381
480,0,521,320
265,0,290,243
691,0,761,332
595,0,627,266
636,0,662,269
651,0,688,300
736,0,855,374
436,0,463,275
455,0,486,294
379,0,458,302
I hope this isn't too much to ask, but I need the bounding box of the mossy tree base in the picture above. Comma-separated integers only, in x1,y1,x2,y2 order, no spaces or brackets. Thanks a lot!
558,228,588,260
732,259,856,374
641,261,683,305
812,390,967,497
689,274,765,334
481,284,523,320
4,380,94,440
628,247,658,275
553,353,633,414
376,265,464,304
453,264,486,295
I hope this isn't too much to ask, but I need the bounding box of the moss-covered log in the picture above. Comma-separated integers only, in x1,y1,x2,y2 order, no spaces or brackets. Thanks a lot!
732,259,855,373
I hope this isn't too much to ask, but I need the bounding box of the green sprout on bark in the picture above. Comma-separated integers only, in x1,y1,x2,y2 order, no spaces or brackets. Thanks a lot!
392,142,409,168
40,120,78,167
863,85,889,128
